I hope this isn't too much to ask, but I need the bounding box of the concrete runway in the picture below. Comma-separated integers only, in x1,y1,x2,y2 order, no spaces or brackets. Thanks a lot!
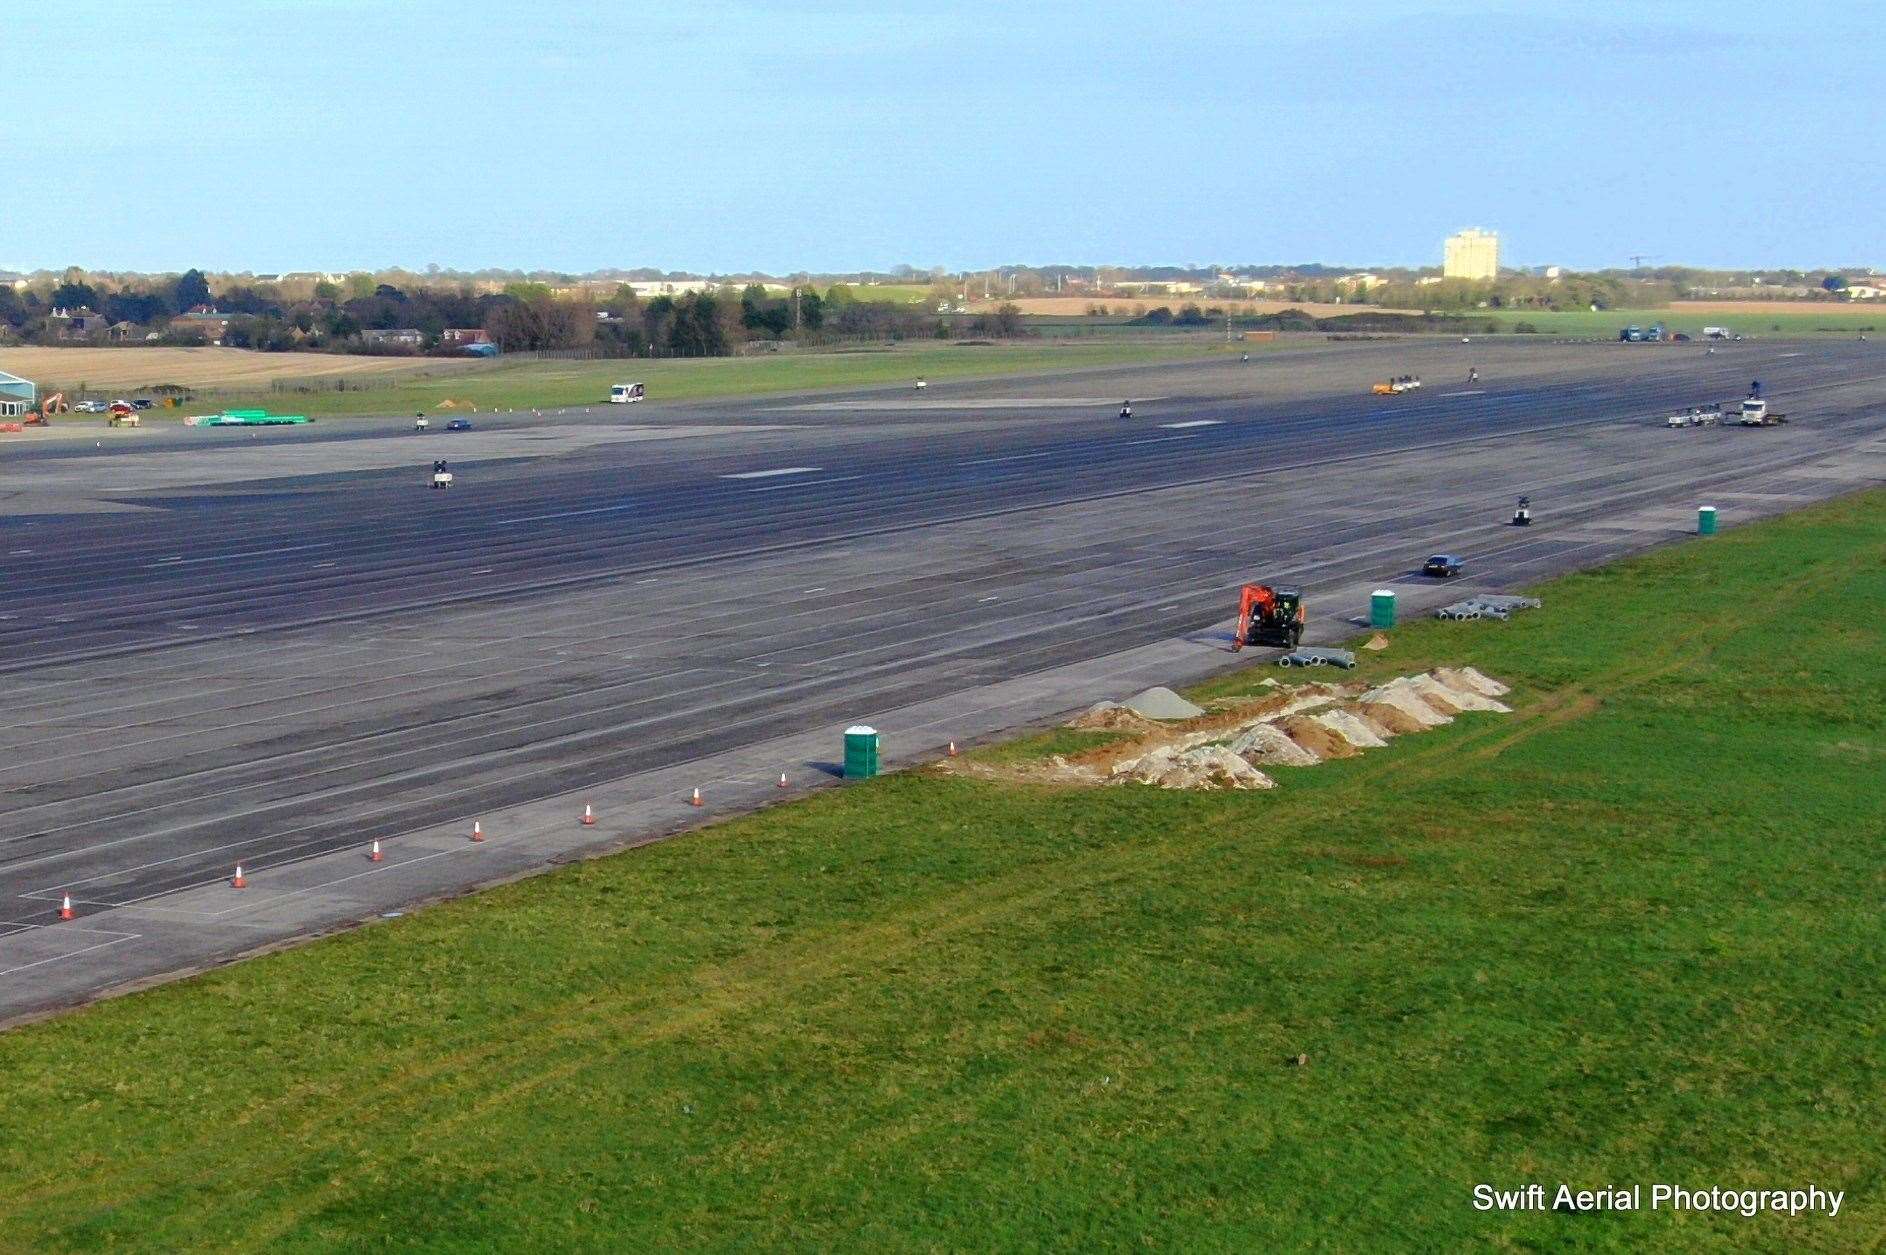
2,336,1882,1020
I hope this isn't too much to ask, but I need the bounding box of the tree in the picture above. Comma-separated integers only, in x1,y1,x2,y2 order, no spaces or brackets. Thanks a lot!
172,268,211,311
1822,275,1848,292
50,281,100,310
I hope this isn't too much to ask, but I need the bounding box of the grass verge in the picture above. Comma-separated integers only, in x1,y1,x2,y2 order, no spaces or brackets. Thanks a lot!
178,340,1217,418
0,492,1880,1250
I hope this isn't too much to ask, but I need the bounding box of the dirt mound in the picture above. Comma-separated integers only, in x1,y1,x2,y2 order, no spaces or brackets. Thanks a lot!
1067,702,1161,734
1363,633,1390,651
1121,687,1206,720
1309,708,1389,749
1434,665,1509,698
1360,679,1453,728
1278,715,1360,759
1415,671,1510,713
1226,723,1320,766
1346,700,1422,736
1117,745,1274,790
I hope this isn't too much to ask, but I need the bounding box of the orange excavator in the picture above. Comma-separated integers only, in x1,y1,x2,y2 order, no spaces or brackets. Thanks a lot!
24,391,63,426
1232,583,1305,651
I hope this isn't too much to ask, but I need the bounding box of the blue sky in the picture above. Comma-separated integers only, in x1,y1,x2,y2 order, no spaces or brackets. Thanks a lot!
7,0,1880,274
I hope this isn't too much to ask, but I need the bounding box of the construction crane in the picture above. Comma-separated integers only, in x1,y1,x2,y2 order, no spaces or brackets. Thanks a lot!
1628,254,1659,270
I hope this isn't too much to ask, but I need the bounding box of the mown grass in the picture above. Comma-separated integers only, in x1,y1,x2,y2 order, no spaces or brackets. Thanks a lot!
0,492,1880,1251
192,340,1215,418
1494,304,1881,338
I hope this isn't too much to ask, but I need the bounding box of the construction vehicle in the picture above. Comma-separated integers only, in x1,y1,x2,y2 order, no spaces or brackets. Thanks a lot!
107,401,139,428
431,459,454,489
1738,396,1788,426
1666,404,1722,428
1512,495,1532,526
1231,583,1305,652
1371,376,1420,395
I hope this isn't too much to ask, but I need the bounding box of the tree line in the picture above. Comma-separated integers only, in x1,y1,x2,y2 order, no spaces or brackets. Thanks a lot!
0,269,1030,358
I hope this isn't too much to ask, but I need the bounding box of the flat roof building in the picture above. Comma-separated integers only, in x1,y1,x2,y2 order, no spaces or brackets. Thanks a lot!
0,368,36,417
1443,228,1501,281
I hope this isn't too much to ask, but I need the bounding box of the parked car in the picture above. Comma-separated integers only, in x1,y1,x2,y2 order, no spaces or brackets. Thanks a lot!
131,398,154,409
445,418,473,431
1422,554,1464,578
72,400,108,413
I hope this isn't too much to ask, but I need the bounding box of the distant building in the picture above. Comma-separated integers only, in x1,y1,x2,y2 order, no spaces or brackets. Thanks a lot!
1443,228,1501,281
361,328,423,348
440,327,491,346
169,306,232,343
0,368,34,417
46,306,111,342
1845,283,1883,300
1543,265,1564,279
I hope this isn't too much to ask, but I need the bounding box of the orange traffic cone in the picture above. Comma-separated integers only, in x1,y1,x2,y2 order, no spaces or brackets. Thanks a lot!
689,787,703,807
471,821,485,843
58,894,75,921
947,740,958,757
581,804,596,827
777,772,789,788
232,864,247,889
369,840,383,863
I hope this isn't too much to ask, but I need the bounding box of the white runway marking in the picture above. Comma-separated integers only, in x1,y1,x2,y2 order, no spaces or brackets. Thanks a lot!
1159,420,1223,429
722,466,822,479
749,474,863,492
142,542,332,569
958,451,1050,466
495,502,636,525
1125,435,1196,445
1439,389,1487,397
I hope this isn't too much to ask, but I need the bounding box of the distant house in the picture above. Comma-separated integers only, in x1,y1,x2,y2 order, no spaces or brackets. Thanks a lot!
169,306,232,343
46,306,111,342
440,327,490,346
108,320,142,343
361,327,424,348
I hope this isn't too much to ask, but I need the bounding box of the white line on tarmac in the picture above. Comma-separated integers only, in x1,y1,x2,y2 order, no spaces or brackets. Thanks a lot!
494,502,636,525
1159,420,1223,429
1125,435,1197,445
1439,389,1487,397
721,466,822,479
749,475,864,492
957,451,1051,466
141,542,333,569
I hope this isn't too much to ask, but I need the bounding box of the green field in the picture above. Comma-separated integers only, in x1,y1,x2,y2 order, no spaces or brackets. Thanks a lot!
0,492,1880,1250
189,340,1214,418
1488,304,1882,338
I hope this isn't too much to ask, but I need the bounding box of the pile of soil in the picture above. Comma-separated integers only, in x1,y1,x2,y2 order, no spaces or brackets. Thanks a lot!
1311,708,1390,749
1413,672,1510,713
1360,679,1454,728
1226,723,1320,766
1278,714,1361,759
1117,744,1275,790
1067,703,1162,734
1346,699,1426,736
1433,666,1512,700
1121,687,1206,720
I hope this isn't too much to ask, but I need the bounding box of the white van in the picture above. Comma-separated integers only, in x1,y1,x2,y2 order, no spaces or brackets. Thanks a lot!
609,383,645,404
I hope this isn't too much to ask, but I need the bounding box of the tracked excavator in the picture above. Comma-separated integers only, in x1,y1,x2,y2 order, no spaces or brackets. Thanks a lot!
1232,583,1305,651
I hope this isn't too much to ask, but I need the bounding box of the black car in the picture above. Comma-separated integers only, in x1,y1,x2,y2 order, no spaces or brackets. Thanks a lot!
445,418,473,431
1423,554,1464,578
131,398,154,409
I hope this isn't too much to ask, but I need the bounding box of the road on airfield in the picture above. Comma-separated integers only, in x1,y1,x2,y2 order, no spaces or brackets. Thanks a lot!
1,336,1881,1018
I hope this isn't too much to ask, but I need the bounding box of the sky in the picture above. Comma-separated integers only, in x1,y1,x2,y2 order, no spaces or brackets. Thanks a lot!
5,0,1881,275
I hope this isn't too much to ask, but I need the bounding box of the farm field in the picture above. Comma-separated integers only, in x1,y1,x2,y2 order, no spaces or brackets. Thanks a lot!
0,488,1877,1250
966,295,1391,318
0,346,483,394
5,341,1216,418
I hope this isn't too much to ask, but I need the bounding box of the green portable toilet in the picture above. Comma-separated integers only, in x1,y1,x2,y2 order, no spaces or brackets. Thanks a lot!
844,725,880,779
1370,589,1397,629
1698,505,1718,536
